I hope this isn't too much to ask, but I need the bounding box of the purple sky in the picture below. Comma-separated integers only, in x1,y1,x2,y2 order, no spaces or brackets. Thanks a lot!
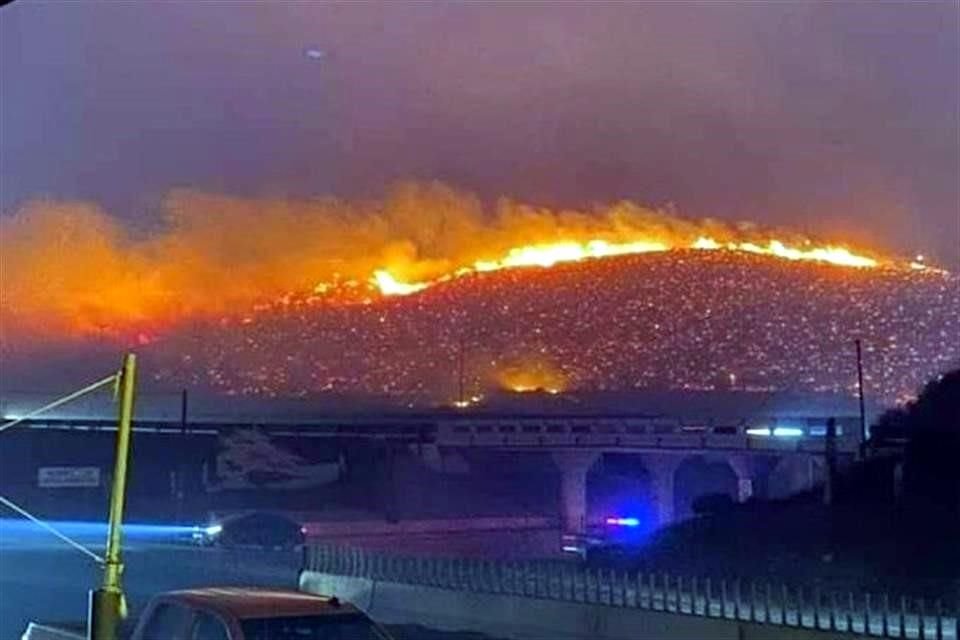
2,2,958,265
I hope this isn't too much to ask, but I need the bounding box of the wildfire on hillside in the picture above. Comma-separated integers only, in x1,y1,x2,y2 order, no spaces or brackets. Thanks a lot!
0,181,939,341
365,236,881,297
496,358,568,395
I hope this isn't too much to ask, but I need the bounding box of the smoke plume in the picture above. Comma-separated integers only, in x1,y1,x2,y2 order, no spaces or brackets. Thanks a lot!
0,181,878,344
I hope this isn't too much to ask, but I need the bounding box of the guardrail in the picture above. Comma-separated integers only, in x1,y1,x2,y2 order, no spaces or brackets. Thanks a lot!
436,415,863,452
304,544,958,639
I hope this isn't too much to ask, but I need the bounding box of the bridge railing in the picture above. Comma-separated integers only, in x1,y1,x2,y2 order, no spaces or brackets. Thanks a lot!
436,415,862,452
303,543,958,639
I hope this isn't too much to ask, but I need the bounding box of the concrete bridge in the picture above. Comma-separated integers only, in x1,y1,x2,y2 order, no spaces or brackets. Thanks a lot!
1,389,866,531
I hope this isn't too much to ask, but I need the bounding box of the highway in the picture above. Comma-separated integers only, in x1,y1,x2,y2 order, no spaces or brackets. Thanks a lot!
0,520,502,640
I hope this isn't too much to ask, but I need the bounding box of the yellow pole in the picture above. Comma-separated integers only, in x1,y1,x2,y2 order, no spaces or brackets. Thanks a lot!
89,353,136,640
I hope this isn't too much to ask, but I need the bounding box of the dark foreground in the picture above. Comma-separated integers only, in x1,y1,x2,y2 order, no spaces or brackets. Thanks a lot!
0,523,504,640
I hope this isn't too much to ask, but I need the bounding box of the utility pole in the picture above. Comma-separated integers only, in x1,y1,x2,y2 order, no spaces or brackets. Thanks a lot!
458,335,465,405
90,353,137,640
823,417,837,506
855,339,867,458
177,389,188,522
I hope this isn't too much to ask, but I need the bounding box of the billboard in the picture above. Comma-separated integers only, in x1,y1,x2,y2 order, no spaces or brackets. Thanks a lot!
37,466,101,488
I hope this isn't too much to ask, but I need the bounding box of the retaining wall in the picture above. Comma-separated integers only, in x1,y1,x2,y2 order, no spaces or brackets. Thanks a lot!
301,571,867,640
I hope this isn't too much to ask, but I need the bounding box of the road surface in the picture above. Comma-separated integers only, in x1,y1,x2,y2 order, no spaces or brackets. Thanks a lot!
0,519,503,640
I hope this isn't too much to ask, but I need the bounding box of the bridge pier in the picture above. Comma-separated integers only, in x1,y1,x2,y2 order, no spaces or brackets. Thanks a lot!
641,455,681,528
552,451,601,535
727,454,755,503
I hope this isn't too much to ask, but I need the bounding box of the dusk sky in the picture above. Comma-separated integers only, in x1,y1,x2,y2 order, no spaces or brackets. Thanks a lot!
2,1,958,265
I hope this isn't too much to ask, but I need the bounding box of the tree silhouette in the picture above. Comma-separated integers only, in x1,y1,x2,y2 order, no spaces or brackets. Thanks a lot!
873,367,960,517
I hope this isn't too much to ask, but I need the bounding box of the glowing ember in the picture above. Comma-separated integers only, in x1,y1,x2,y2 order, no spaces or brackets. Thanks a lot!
497,358,567,395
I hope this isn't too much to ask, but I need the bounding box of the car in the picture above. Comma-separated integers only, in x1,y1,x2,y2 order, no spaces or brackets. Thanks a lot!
132,588,391,640
194,512,306,551
23,588,393,640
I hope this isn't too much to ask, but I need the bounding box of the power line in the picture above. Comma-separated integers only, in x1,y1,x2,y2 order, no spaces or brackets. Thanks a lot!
0,373,118,435
0,495,104,564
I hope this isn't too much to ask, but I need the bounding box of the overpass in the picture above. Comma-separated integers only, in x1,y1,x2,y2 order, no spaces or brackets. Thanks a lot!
1,389,867,530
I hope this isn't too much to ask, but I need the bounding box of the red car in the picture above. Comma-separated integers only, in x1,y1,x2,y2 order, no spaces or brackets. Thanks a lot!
129,587,392,640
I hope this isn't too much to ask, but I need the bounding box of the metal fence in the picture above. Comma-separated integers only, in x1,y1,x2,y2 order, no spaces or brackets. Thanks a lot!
304,544,959,640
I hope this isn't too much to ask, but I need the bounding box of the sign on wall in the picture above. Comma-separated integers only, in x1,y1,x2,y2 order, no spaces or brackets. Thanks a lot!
37,466,101,488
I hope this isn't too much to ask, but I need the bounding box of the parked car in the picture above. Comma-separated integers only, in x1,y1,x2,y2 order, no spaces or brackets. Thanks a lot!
194,512,305,550
23,588,392,640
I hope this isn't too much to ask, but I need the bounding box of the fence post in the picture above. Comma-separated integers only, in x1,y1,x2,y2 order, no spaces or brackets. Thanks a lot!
649,573,658,611
763,583,771,625
659,572,666,612
849,591,857,634
721,579,729,618
798,585,807,628
689,575,696,615
676,575,684,613
882,592,890,637
935,598,943,640
734,578,742,620
664,573,671,612
898,595,907,639
814,586,821,629
783,584,791,626
705,577,713,617
918,598,926,640
829,591,837,631
865,592,873,636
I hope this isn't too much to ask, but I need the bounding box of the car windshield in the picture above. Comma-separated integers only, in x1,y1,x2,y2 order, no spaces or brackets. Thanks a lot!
240,614,388,640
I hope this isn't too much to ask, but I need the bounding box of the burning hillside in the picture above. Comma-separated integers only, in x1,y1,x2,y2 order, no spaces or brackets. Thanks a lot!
2,182,953,403
0,181,932,344
148,249,957,405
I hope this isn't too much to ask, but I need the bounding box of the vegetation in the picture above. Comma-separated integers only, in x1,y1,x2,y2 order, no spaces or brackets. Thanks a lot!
602,368,960,598
873,367,960,516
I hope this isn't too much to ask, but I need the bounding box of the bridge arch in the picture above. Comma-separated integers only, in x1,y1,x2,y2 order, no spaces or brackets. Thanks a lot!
587,453,656,529
767,454,825,500
673,455,739,521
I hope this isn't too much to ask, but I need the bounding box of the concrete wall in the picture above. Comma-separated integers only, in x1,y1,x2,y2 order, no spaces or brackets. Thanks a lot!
300,571,868,640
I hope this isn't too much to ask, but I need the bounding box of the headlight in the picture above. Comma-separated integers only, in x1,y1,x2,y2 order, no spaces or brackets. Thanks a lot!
204,524,223,536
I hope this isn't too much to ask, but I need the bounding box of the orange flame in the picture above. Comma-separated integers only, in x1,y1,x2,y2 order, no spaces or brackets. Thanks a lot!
369,235,880,296
496,358,567,395
0,182,933,339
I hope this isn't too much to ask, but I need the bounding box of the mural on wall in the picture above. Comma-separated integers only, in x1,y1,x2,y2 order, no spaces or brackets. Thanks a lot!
210,428,344,490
